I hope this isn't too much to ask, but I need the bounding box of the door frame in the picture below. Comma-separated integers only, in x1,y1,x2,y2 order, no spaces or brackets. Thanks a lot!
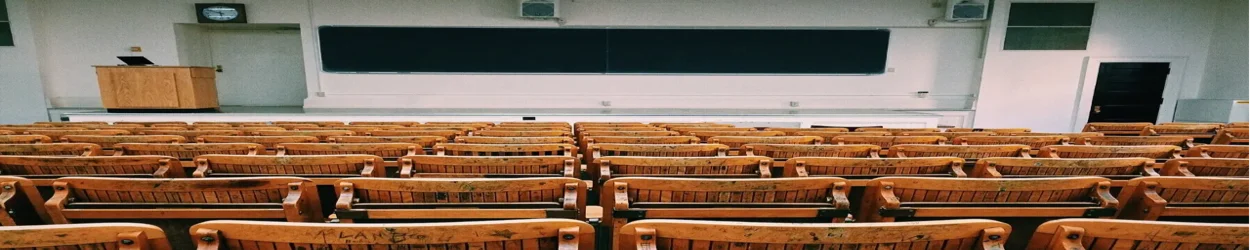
1071,56,1188,131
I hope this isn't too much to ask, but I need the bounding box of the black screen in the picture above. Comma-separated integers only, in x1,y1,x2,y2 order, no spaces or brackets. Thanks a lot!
320,27,607,73
319,27,889,74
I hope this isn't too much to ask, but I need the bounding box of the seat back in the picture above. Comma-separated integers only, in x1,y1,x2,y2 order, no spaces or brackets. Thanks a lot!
0,143,102,156
897,132,996,140
62,135,185,149
708,136,821,149
1230,122,1250,128
0,176,50,225
890,144,1031,158
1160,158,1248,177
484,126,569,131
140,130,244,141
498,122,571,127
972,158,1156,179
1002,132,1104,140
0,156,184,182
579,131,679,149
190,219,594,250
197,135,319,149
0,126,85,134
794,131,891,142
475,130,572,137
457,136,574,144
585,136,698,145
277,143,421,158
761,127,850,135
833,136,946,148
1082,122,1152,135
273,121,344,126
1116,177,1248,220
26,129,130,140
46,177,321,223
198,126,285,133
369,129,463,140
334,177,587,222
954,136,1070,149
946,128,1031,133
115,143,261,160
602,177,852,232
435,143,575,157
348,121,421,126
598,156,773,181
253,130,354,141
744,144,880,160
1078,136,1193,148
854,127,942,133
192,155,385,179
590,144,728,164
687,131,784,142
1141,124,1221,137
668,127,754,135
1028,219,1248,250
1039,145,1181,159
1212,128,1249,144
1186,144,1249,158
859,177,1115,222
318,125,402,134
0,135,52,144
329,135,446,148
783,157,966,178
619,219,1009,250
273,123,321,130
0,223,172,250
400,155,576,178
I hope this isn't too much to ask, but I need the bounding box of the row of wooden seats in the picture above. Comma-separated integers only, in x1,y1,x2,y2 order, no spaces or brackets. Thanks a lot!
1084,122,1248,144
2,218,1243,250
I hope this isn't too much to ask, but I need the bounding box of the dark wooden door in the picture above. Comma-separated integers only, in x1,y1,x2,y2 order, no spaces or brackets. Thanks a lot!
1088,62,1170,123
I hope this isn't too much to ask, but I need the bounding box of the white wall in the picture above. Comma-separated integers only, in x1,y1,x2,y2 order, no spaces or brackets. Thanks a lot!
1198,0,1249,100
25,0,984,110
0,0,50,123
974,0,1224,132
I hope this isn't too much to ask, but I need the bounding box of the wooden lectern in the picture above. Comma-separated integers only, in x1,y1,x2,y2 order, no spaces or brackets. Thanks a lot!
94,66,220,111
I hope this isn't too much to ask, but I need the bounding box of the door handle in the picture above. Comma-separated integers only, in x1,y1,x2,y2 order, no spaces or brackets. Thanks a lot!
1093,106,1102,114
215,65,224,73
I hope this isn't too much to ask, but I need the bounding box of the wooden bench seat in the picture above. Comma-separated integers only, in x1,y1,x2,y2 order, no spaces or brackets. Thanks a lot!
1185,144,1249,158
0,135,52,144
192,155,384,184
0,176,49,225
0,223,172,249
400,155,577,178
1083,122,1152,136
1028,219,1248,250
972,158,1157,186
0,143,101,156
334,177,587,222
1116,176,1248,220
859,177,1117,222
1160,158,1248,177
619,219,1009,250
0,156,183,186
458,136,575,144
596,156,773,184
189,219,594,250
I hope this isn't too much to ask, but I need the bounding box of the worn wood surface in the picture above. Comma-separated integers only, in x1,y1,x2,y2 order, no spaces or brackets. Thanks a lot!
708,136,822,150
833,136,947,149
687,131,784,143
26,129,131,140
859,176,1115,222
1186,144,1249,158
62,135,185,149
45,177,321,223
620,219,1009,250
1116,176,1248,220
115,143,260,160
1141,125,1221,139
854,128,942,133
0,155,184,184
597,156,773,184
0,222,173,249
762,127,850,135
897,132,997,140
1028,219,1248,250
316,126,403,134
1039,145,1182,159
1083,122,1153,135
436,143,576,157
972,158,1157,181
193,154,385,181
458,136,575,144
1212,128,1249,144
590,144,729,171
0,134,54,144
1079,136,1194,148
369,130,463,140
0,176,51,225
891,144,1031,158
0,143,102,156
278,143,422,158
946,128,1032,133
349,121,422,126
0,126,86,134
255,130,355,141
1160,158,1249,177
784,157,965,179
273,121,345,126
198,135,319,149
476,131,573,137
189,219,593,249
793,131,891,142
400,155,577,178
485,126,570,131
330,136,447,147
745,144,881,162
602,177,851,223
955,136,1070,149
335,177,587,221
140,130,242,141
